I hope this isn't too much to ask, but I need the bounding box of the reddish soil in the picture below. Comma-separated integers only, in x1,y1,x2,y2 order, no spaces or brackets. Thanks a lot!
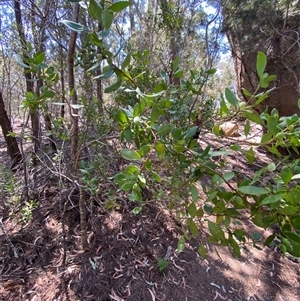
0,119,299,301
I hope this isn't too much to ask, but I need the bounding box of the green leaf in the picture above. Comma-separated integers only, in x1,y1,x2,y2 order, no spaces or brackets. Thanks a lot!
172,128,183,140
150,171,162,182
213,200,226,214
59,20,88,32
204,204,213,213
151,103,159,123
281,166,293,185
138,144,151,157
205,68,217,75
121,54,131,69
154,82,167,93
246,147,255,164
208,221,225,241
108,1,131,12
177,236,185,253
244,120,250,137
267,162,276,171
188,202,197,217
187,218,199,237
17,61,30,68
87,32,102,47
190,185,198,202
157,124,173,136
172,57,180,72
256,51,267,78
116,110,128,124
284,231,300,243
212,124,221,136
279,205,298,215
125,165,140,174
242,88,252,97
223,172,235,182
261,132,273,144
225,88,239,108
184,126,198,139
238,186,268,195
88,0,103,22
121,149,141,161
197,244,207,258
267,116,277,133
252,232,262,242
121,181,135,191
123,127,133,142
253,92,269,106
174,69,183,78
33,51,45,64
94,67,114,80
104,79,122,93
220,93,229,114
101,10,114,30
264,234,275,246
244,111,263,125
229,236,241,257
133,207,142,215
298,99,300,109
155,142,165,161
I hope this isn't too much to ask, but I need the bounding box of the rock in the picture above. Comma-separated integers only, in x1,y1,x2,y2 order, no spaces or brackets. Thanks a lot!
220,121,239,137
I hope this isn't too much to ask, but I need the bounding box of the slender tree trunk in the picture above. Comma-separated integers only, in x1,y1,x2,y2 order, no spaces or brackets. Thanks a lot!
96,22,104,113
14,0,40,153
31,0,57,153
0,91,22,168
68,3,80,173
129,4,135,34
67,3,88,249
60,46,66,119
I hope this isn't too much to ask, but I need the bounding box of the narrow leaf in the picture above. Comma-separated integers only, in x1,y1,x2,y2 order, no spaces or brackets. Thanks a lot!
108,1,131,12
246,147,255,164
59,20,88,32
238,186,268,195
187,218,199,237
225,88,239,108
198,244,207,258
121,149,141,161
101,10,114,30
260,193,285,205
177,236,185,253
172,57,180,72
88,0,103,22
104,79,122,93
281,166,293,185
244,120,250,137
190,185,198,202
256,51,267,78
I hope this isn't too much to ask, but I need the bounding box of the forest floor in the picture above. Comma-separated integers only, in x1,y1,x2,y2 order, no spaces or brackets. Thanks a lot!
0,119,299,301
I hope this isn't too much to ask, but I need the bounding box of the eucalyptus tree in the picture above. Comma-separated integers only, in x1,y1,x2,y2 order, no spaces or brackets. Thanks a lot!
221,0,300,116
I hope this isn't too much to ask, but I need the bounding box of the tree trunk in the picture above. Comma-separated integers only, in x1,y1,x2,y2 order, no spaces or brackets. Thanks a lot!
68,3,80,173
67,2,88,250
0,91,22,168
31,0,57,153
96,22,104,114
222,0,300,116
14,0,40,153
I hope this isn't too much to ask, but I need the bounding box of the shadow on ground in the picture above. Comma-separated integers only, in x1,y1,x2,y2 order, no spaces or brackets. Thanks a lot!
1,187,299,301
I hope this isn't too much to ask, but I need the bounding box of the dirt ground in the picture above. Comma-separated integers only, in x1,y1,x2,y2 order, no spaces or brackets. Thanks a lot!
0,119,299,301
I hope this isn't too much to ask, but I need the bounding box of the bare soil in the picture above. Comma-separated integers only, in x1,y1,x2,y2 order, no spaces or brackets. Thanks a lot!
0,119,299,301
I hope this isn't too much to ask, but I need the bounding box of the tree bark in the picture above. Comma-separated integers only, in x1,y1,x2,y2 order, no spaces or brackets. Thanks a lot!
31,0,57,153
68,2,80,173
14,0,40,153
0,91,22,168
